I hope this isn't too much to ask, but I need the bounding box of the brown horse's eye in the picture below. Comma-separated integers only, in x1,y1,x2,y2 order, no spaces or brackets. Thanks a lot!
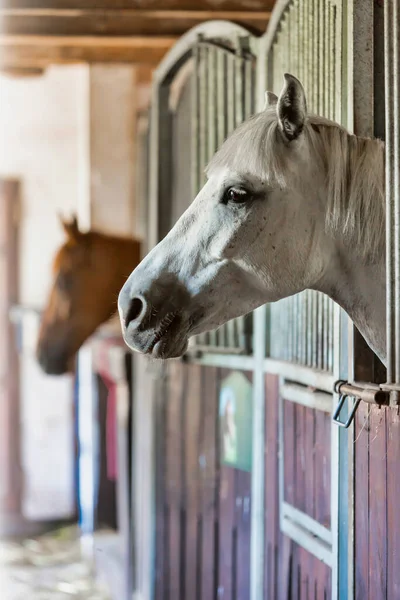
56,272,71,293
223,187,251,205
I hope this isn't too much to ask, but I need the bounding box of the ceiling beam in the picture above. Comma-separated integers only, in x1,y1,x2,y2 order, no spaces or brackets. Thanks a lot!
0,9,270,37
1,1,274,10
0,35,177,69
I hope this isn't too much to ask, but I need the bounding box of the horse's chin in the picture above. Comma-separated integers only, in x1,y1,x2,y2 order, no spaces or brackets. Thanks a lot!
124,332,188,359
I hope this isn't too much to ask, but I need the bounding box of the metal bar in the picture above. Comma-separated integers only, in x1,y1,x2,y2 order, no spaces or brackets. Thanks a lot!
198,42,208,190
216,49,226,146
282,501,332,546
280,516,332,568
393,0,400,381
263,358,335,393
280,382,333,414
385,0,395,381
191,41,200,197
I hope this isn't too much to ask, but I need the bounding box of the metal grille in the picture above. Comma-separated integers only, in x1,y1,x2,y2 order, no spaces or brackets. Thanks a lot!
266,0,342,373
191,38,256,355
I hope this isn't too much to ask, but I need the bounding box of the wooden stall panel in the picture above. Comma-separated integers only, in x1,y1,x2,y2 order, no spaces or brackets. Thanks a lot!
283,401,331,528
264,374,332,600
155,363,253,600
199,366,218,600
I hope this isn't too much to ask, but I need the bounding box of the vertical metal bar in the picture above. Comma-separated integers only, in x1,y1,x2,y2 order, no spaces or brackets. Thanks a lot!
329,3,335,120
385,0,395,382
318,0,324,115
191,42,200,198
312,291,318,369
207,44,218,349
307,290,313,368
199,43,208,190
227,51,235,136
393,0,400,381
235,42,244,126
323,294,329,371
217,49,226,146
324,1,329,117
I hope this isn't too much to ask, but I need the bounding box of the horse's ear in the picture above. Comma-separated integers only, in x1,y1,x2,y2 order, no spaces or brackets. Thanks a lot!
264,91,278,109
59,213,80,241
277,73,307,141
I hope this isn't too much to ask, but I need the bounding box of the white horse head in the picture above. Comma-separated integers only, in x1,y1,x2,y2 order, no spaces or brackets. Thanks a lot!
119,74,386,362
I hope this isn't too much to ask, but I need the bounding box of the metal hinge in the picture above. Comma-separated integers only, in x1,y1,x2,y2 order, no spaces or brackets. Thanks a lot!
332,380,400,428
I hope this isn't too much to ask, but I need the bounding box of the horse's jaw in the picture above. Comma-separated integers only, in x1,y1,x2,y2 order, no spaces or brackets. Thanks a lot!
316,252,387,366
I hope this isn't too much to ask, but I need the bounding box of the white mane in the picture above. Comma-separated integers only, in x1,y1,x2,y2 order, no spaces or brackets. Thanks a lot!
207,109,385,263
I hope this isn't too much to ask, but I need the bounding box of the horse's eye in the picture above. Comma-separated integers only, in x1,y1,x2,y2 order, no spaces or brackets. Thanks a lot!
223,187,251,205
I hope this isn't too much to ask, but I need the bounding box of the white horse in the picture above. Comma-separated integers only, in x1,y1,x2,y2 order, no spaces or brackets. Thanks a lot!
118,74,386,364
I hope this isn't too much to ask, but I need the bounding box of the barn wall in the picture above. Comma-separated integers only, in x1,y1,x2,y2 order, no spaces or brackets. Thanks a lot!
88,64,137,237
0,65,86,520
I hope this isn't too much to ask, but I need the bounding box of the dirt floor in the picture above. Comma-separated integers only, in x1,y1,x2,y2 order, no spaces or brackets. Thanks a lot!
0,526,111,599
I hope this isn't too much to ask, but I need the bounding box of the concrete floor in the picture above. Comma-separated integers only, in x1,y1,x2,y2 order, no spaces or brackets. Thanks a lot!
0,526,112,599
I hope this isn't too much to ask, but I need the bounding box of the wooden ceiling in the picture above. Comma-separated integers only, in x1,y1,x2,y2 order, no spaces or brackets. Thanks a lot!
0,1,273,73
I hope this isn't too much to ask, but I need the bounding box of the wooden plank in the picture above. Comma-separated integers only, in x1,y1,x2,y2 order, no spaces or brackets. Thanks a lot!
264,374,279,599
294,404,306,514
154,376,167,600
0,180,20,517
165,361,186,600
314,409,331,529
368,405,387,600
0,9,271,37
236,469,251,600
354,401,370,600
0,35,176,69
304,405,315,520
184,364,202,600
199,366,218,600
283,398,295,506
217,369,236,600
387,407,400,600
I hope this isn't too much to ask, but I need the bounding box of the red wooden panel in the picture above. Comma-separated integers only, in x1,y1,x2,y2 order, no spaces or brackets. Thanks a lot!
283,399,295,505
165,361,187,600
199,366,218,600
264,373,280,600
235,469,251,600
387,408,400,600
277,533,292,600
354,402,370,600
295,405,306,514
154,377,167,600
217,464,235,595
368,406,387,600
304,405,315,521
314,409,331,529
184,364,202,600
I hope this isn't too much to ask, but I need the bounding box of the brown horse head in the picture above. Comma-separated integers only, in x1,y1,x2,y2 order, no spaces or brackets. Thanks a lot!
36,215,141,375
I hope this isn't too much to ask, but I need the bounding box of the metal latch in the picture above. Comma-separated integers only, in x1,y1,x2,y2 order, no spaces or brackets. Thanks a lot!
333,380,391,428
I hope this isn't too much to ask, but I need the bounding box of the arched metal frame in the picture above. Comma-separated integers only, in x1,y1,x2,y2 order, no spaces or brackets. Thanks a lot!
148,21,258,356
137,2,384,599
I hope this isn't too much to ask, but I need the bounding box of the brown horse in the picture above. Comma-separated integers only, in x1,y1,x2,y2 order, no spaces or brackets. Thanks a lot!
37,216,141,375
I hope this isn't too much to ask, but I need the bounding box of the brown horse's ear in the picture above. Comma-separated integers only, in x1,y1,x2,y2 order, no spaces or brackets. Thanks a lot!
59,213,81,241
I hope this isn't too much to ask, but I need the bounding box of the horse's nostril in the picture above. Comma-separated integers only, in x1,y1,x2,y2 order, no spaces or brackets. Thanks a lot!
125,296,145,327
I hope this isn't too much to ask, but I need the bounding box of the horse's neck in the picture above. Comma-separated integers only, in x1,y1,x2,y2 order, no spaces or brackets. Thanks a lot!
318,250,387,364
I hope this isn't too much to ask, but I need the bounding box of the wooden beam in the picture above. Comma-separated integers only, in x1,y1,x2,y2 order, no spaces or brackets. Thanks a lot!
0,9,270,37
0,35,177,68
0,66,45,77
1,1,274,10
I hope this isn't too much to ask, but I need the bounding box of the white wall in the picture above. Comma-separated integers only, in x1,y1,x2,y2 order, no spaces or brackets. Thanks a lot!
0,65,88,306
0,65,88,520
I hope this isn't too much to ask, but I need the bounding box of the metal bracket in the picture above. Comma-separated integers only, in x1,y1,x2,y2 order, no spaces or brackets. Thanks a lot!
332,380,391,428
